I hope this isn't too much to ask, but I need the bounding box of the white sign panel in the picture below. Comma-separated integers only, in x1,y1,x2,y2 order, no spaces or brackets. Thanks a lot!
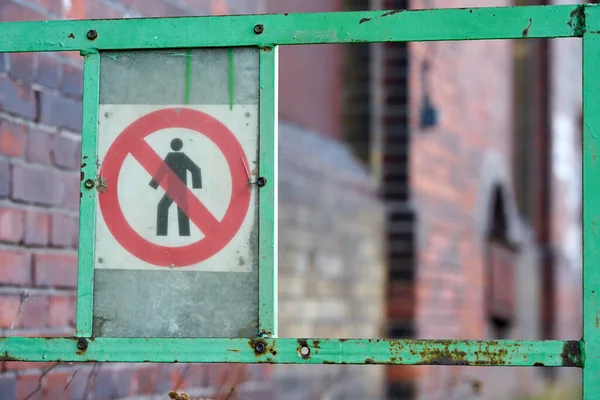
95,105,258,272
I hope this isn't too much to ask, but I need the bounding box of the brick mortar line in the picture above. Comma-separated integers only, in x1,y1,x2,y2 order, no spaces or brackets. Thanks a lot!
0,109,61,133
0,71,83,102
0,240,78,251
0,199,79,217
0,155,79,175
0,242,78,254
0,153,82,173
0,286,76,296
57,129,83,141
32,81,83,102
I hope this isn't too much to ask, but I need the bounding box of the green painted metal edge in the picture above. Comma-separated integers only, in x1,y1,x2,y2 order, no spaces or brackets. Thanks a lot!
258,47,278,338
582,21,600,399
0,338,581,366
0,4,586,54
75,51,100,337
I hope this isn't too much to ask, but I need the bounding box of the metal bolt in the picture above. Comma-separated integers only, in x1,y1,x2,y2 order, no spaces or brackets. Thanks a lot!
300,346,310,359
256,177,267,187
255,341,266,353
84,179,95,189
254,24,264,34
87,30,98,40
77,338,88,350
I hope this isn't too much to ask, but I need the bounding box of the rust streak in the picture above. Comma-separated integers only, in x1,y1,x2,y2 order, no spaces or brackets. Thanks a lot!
522,18,532,37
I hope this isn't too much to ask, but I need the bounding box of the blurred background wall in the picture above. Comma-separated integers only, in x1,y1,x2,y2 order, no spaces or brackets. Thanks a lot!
0,0,585,399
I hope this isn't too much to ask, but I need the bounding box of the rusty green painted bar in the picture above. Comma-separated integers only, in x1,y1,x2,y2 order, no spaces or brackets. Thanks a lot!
258,47,278,338
582,17,600,398
0,338,581,366
75,50,100,337
0,4,586,54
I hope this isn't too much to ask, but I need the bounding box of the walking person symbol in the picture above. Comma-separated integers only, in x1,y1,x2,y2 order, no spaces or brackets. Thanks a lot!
149,138,202,236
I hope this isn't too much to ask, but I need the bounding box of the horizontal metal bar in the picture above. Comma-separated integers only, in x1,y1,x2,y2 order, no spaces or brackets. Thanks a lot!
0,337,582,366
0,4,586,53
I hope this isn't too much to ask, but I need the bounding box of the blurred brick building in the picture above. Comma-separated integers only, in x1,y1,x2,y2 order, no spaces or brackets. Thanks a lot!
0,0,585,399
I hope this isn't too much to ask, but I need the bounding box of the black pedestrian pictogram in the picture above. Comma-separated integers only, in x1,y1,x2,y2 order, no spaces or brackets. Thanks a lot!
149,138,202,236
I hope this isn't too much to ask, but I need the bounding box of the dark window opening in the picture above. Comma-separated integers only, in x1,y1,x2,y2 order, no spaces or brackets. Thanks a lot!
486,187,517,338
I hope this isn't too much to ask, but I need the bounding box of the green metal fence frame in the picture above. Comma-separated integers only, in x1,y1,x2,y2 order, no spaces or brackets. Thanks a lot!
0,2,595,397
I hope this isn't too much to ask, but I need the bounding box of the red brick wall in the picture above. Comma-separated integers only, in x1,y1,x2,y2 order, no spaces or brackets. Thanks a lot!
265,0,343,139
408,0,519,397
406,0,583,398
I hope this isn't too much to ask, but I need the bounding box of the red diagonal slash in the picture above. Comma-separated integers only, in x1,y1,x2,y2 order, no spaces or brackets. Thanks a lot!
130,140,220,236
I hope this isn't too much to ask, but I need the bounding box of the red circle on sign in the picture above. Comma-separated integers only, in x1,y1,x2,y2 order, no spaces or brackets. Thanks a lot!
98,108,252,267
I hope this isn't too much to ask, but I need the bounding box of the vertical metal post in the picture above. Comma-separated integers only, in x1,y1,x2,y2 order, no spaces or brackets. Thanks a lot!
76,51,100,337
583,29,599,399
258,46,278,338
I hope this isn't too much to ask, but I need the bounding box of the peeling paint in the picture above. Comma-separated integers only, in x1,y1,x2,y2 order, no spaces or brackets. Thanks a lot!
560,341,580,367
567,5,586,36
359,9,405,25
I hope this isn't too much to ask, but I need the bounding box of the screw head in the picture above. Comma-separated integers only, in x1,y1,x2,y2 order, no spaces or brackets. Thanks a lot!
254,24,264,34
256,177,267,187
77,338,88,350
87,30,98,40
84,179,95,189
254,341,266,353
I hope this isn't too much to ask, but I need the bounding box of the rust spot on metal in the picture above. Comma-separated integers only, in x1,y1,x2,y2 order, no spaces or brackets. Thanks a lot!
364,358,375,364
534,362,544,366
381,10,404,17
398,340,511,366
75,337,89,355
68,33,75,39
560,341,581,367
80,171,84,181
297,339,310,359
312,340,321,349
360,9,404,24
522,18,532,37
258,329,273,337
567,5,586,36
249,338,275,357
227,349,240,353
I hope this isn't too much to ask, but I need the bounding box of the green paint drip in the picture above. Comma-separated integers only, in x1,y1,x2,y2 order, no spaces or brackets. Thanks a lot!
185,49,192,104
228,48,234,110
